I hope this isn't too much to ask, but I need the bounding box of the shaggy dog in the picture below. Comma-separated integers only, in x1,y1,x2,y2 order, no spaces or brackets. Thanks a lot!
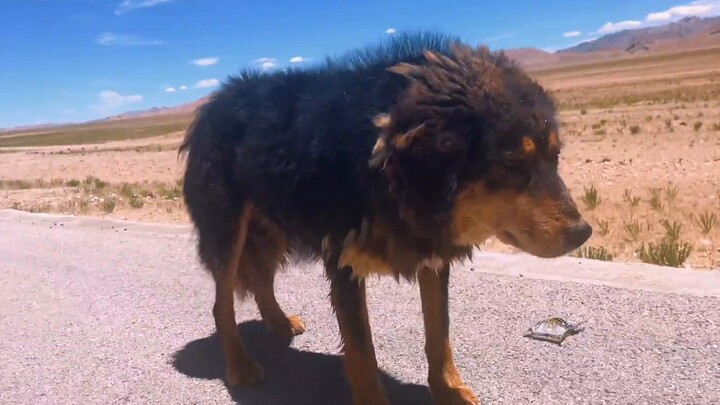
179,32,592,405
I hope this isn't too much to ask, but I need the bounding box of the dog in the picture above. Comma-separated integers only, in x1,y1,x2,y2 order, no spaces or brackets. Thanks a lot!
178,31,592,405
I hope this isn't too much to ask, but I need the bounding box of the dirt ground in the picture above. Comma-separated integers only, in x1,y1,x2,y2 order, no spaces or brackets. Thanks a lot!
2,49,720,269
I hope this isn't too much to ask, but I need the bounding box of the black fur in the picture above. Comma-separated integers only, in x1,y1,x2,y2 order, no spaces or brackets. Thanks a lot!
179,31,557,275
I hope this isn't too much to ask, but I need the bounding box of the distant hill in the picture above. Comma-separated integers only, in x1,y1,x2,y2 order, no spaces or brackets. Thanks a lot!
558,16,720,54
106,96,211,121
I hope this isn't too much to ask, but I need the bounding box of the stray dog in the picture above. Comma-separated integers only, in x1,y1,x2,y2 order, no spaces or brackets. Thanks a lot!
179,32,592,405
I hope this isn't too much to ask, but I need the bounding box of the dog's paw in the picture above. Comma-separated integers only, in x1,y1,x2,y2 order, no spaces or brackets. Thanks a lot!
431,384,479,405
226,359,265,387
267,314,306,339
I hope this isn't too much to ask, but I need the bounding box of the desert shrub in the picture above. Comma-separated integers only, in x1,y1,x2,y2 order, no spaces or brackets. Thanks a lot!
693,121,703,131
664,119,674,132
648,188,664,211
129,195,145,209
65,179,81,187
623,219,642,241
659,219,682,242
596,219,610,236
637,240,692,268
664,183,679,204
696,212,717,234
158,184,182,200
581,185,601,210
572,246,613,261
629,125,641,134
101,197,117,213
623,189,641,207
84,175,108,190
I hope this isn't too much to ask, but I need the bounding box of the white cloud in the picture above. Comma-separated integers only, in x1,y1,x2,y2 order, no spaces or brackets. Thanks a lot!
165,87,176,93
195,79,220,89
115,0,173,15
289,56,306,63
92,90,143,114
252,57,278,70
594,1,720,35
179,85,188,90
386,28,397,35
647,3,716,21
95,32,164,46
190,57,219,67
596,20,642,34
563,31,582,38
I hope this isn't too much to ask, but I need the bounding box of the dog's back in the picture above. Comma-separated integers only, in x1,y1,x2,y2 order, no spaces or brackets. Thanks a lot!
179,32,460,262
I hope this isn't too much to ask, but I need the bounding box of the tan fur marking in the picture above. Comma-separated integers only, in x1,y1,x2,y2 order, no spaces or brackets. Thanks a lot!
372,113,391,128
417,255,444,272
332,281,390,404
548,131,561,153
214,202,265,387
451,182,498,246
339,245,394,278
418,267,478,404
522,136,536,157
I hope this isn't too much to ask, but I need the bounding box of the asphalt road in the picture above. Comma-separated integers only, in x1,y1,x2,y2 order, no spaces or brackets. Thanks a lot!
1,210,719,405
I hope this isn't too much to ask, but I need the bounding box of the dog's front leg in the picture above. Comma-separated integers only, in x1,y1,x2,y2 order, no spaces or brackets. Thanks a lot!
418,265,479,405
325,261,390,405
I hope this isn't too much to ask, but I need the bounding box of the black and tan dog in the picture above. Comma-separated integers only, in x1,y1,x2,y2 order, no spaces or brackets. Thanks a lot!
179,32,592,405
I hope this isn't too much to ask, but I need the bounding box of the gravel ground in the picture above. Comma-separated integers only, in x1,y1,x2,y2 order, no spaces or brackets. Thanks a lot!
1,210,718,405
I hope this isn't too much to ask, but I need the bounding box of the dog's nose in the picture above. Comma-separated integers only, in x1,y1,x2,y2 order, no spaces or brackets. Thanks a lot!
566,219,592,249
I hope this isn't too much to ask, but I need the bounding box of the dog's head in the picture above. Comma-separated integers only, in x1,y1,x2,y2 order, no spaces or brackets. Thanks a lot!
371,43,591,258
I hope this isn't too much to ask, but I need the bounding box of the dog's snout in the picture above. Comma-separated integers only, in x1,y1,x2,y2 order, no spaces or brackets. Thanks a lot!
566,219,592,249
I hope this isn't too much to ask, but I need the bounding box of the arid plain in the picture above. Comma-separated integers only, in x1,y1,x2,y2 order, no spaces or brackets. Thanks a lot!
2,47,720,269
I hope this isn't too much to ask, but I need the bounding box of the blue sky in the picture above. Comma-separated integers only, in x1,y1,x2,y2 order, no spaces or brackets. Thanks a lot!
1,0,719,128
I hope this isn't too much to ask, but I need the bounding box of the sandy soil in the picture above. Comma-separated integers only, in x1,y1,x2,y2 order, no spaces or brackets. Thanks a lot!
2,52,720,269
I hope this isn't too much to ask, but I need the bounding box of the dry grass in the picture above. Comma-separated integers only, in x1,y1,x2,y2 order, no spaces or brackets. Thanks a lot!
0,114,192,148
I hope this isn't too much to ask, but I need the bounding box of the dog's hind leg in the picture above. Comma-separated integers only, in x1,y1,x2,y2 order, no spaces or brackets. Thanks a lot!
239,216,306,339
251,266,306,339
207,203,264,387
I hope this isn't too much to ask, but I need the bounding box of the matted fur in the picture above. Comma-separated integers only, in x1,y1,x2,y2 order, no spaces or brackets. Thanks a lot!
179,31,591,403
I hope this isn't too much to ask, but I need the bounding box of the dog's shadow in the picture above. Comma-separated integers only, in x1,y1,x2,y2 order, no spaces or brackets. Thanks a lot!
172,320,432,404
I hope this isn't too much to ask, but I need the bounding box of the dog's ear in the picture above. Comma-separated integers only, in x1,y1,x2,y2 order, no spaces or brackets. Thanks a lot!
392,122,430,153
387,62,422,79
369,113,434,169
369,113,393,169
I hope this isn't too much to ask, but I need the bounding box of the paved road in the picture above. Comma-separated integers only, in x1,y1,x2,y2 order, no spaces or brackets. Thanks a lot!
1,210,719,405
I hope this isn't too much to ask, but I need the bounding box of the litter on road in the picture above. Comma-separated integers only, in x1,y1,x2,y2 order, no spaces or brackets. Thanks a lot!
524,316,585,345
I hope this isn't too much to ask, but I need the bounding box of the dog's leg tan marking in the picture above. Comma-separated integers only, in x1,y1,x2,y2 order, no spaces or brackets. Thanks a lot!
253,272,306,339
334,274,389,405
213,203,264,387
239,214,306,339
418,265,479,405
325,235,390,405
